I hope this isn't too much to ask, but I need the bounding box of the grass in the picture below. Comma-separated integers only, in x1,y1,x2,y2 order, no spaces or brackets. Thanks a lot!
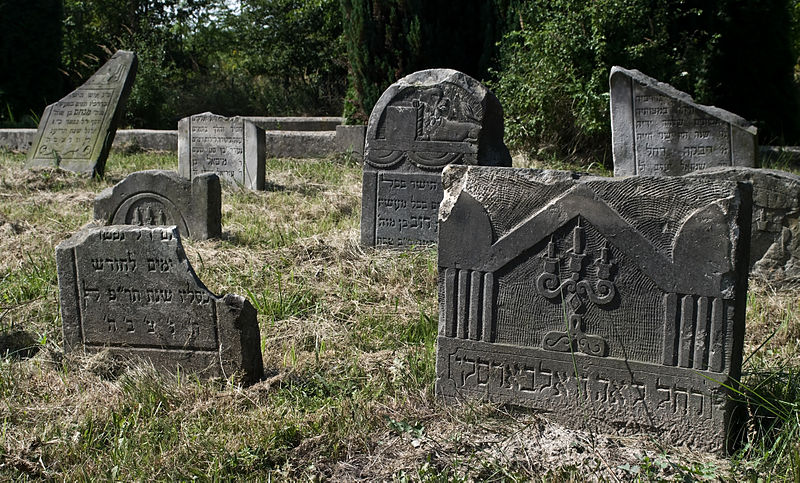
0,150,798,479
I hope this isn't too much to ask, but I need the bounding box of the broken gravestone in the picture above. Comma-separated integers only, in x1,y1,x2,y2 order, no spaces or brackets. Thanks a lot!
56,225,263,383
687,166,800,283
610,66,758,176
435,166,752,453
94,170,222,240
27,50,138,177
361,69,511,247
178,113,265,190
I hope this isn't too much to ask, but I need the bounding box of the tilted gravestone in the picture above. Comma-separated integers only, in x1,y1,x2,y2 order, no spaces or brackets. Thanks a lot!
436,166,752,453
610,66,758,177
94,170,222,240
178,113,265,190
361,69,511,247
56,225,263,383
27,51,137,177
687,166,800,283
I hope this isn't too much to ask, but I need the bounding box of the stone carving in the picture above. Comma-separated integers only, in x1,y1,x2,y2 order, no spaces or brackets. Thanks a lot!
687,166,800,283
94,170,222,240
436,166,752,453
610,66,758,176
178,113,265,190
56,225,263,383
27,51,138,177
361,69,511,247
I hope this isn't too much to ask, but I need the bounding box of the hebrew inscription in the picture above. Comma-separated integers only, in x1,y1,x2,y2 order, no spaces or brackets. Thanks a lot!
56,225,263,382
178,113,265,190
610,66,757,176
436,166,752,453
27,50,137,177
361,69,511,247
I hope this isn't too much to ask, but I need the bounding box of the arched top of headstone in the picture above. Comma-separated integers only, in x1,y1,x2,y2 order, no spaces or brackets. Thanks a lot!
365,69,510,170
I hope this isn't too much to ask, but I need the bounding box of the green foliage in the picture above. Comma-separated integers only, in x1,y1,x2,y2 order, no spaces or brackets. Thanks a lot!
0,0,63,127
492,0,800,163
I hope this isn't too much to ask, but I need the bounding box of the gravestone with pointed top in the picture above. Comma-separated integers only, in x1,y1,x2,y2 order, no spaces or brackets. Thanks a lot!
94,170,221,240
436,165,752,453
610,66,758,176
56,225,263,383
26,50,137,177
178,113,265,190
361,69,511,247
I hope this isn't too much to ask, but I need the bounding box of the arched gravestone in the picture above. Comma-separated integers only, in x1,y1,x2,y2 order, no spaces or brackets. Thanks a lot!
687,166,800,283
361,69,511,247
27,51,137,177
94,170,222,240
436,166,752,453
56,225,263,383
610,66,758,177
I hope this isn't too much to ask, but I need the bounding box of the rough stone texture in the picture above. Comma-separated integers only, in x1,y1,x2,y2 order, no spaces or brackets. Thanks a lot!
687,166,800,283
610,66,758,176
435,166,752,453
264,131,336,158
26,51,138,177
56,225,263,383
336,125,367,157
361,69,511,247
94,170,222,240
246,116,343,131
113,129,178,152
178,113,265,190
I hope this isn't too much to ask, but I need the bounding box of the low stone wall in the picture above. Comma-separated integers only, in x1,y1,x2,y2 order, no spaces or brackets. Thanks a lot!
0,119,366,159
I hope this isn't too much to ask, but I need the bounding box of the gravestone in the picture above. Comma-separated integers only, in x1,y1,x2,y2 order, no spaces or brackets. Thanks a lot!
361,69,511,247
178,113,265,190
26,51,137,177
436,166,752,453
610,66,758,176
56,225,263,383
687,166,800,283
94,170,222,240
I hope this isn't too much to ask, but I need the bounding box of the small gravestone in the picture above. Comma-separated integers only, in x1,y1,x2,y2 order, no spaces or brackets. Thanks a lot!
178,113,265,190
687,166,800,283
361,69,511,247
56,225,263,383
94,170,222,240
610,66,758,176
436,166,752,453
27,51,137,177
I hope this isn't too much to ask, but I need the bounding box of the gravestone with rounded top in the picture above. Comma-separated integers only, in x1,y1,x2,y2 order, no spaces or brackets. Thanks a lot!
610,66,758,176
56,225,263,383
94,170,222,240
178,113,265,190
27,51,137,177
436,165,752,453
361,69,511,247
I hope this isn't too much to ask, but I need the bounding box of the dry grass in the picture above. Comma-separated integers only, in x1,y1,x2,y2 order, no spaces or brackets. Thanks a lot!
0,150,798,480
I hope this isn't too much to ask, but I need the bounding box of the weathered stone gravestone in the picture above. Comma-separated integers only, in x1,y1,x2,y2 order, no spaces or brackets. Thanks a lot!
94,170,222,240
361,69,511,247
436,166,752,453
610,66,758,176
688,166,800,283
27,51,137,177
178,113,265,190
56,225,263,383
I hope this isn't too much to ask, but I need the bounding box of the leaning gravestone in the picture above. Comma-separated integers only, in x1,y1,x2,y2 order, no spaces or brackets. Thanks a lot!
27,51,137,177
178,113,265,190
436,166,752,453
687,166,800,283
361,69,511,247
56,225,263,383
94,170,222,240
610,66,758,176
